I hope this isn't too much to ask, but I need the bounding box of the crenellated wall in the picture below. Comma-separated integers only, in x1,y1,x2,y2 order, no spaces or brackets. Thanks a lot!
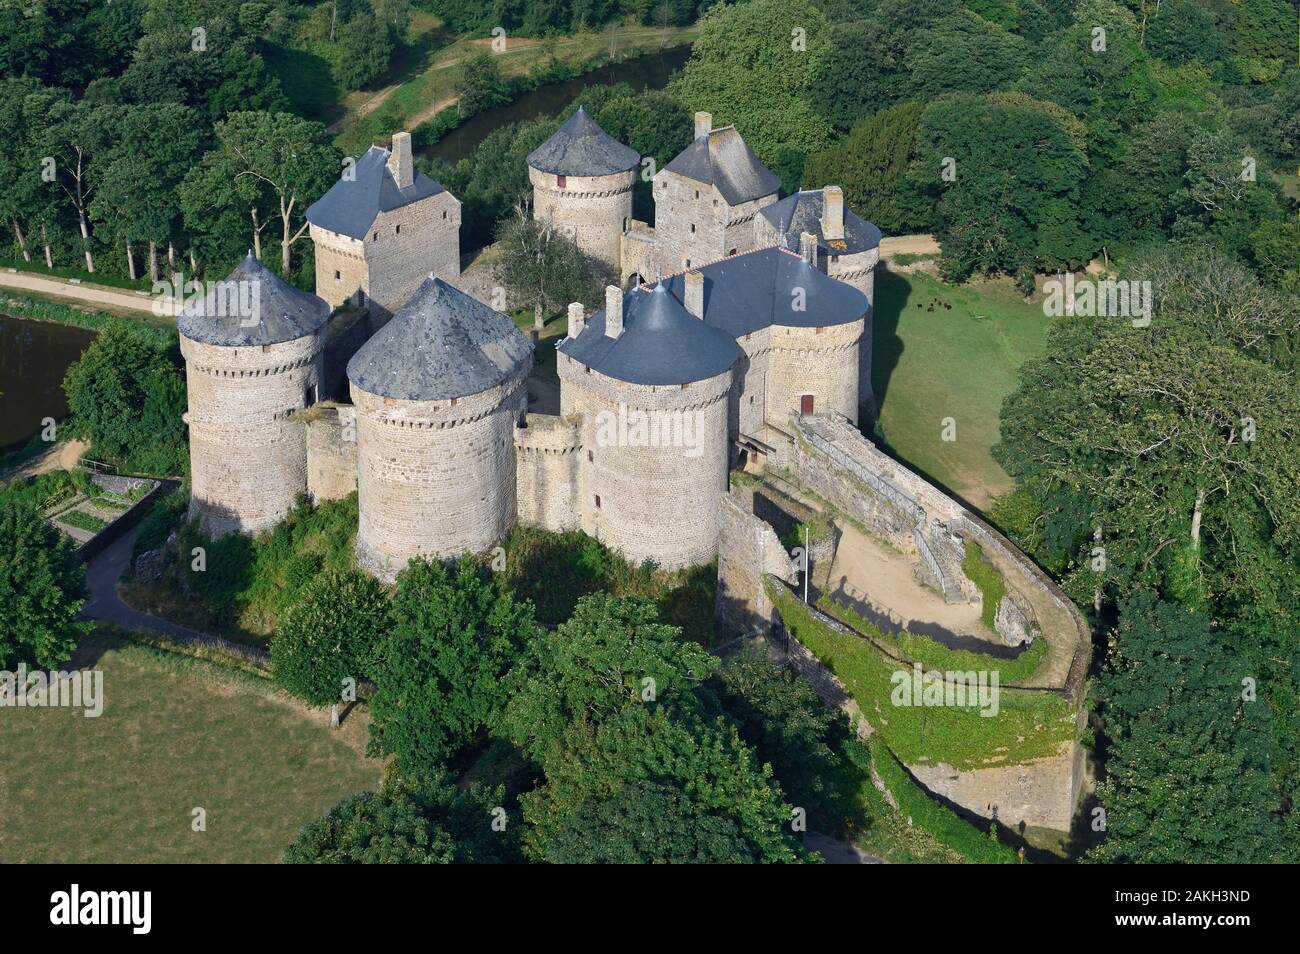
557,352,733,570
514,412,582,532
181,332,323,537
530,166,635,274
350,366,529,582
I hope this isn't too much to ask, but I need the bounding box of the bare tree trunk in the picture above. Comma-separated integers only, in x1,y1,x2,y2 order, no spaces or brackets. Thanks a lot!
330,703,340,729
148,240,159,283
190,249,198,276
78,208,94,273
1190,488,1205,549
13,219,31,262
41,223,53,269
167,240,177,272
533,301,544,331
125,240,137,281
250,207,262,260
1092,525,1103,615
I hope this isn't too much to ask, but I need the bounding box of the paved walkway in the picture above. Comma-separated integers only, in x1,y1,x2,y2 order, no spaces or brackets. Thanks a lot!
0,268,179,316
79,514,270,665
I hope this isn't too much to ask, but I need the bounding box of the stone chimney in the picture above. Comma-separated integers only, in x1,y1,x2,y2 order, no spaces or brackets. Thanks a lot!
821,186,845,241
799,231,818,264
388,131,413,189
604,285,623,339
694,111,712,140
567,302,585,339
684,270,705,319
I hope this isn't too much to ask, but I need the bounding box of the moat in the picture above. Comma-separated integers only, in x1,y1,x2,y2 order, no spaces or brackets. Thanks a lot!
419,44,691,166
0,314,96,452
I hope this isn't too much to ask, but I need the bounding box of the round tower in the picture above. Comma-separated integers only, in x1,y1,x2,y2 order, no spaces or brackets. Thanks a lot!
557,281,741,569
347,276,533,582
527,106,639,275
178,254,330,538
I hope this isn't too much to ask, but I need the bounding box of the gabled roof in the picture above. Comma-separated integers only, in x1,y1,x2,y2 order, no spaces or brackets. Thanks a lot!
759,191,883,255
659,247,869,338
305,146,447,240
663,125,781,206
558,281,742,387
177,253,330,347
346,276,532,402
526,106,640,177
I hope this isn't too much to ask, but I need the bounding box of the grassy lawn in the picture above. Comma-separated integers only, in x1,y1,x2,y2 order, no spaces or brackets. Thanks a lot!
871,269,1051,512
0,633,383,863
773,585,1075,771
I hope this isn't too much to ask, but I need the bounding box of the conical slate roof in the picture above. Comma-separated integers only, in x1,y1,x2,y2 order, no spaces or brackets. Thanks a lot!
526,106,640,177
558,281,742,386
347,277,533,402
759,190,882,255
177,253,330,347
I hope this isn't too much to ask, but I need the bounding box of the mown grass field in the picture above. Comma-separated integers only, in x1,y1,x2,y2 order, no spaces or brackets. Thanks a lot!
0,634,383,863
871,269,1052,511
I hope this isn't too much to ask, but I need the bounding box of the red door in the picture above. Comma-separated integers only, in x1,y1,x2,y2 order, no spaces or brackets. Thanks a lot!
800,394,815,416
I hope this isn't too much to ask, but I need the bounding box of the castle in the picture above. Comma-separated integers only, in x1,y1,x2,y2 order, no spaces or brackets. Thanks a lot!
178,109,882,580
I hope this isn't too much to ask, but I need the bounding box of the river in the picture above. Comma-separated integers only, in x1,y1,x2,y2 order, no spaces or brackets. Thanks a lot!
420,44,692,166
0,315,96,453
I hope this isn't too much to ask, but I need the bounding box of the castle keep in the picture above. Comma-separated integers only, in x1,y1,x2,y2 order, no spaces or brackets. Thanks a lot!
181,109,876,573
306,132,461,323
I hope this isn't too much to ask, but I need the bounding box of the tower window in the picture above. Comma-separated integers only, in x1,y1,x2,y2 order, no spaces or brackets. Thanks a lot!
694,190,699,199
729,248,737,256
335,270,341,280
557,175,567,189
587,450,593,462
372,231,378,241
395,224,401,234
690,223,696,233
594,494,601,509
442,210,447,219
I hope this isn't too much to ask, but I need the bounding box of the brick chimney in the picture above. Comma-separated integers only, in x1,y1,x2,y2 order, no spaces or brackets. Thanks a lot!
800,231,818,264
694,111,712,140
388,131,414,189
684,270,705,319
567,301,585,339
604,285,623,339
821,186,845,241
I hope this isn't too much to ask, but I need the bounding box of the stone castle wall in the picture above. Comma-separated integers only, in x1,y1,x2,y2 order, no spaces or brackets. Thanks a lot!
715,490,799,635
366,192,462,324
350,366,530,582
765,320,863,430
649,173,777,271
514,412,582,532
181,332,323,537
530,166,634,275
558,353,733,569
305,404,358,503
311,225,369,313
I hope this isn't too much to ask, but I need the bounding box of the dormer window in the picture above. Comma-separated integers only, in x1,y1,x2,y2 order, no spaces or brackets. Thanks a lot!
557,175,567,189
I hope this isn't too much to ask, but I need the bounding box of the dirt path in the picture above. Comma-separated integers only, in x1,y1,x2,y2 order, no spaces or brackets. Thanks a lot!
1,269,177,317
2,439,88,482
878,234,940,261
827,523,992,639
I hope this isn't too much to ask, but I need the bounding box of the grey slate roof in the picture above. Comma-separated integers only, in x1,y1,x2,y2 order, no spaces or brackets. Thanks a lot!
660,247,869,338
760,191,883,255
526,106,640,177
346,276,532,402
558,281,742,386
177,253,330,347
663,125,781,206
305,146,447,240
